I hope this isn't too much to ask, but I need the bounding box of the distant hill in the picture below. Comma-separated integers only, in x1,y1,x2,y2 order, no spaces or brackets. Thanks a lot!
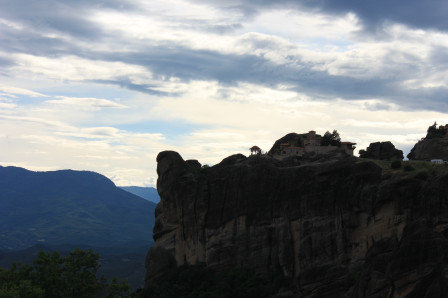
0,166,156,251
120,186,160,204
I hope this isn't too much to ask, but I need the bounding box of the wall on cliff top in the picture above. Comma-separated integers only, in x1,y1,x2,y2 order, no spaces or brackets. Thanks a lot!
145,151,448,298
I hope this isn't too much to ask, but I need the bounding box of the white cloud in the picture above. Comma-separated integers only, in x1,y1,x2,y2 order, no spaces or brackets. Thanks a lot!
0,102,17,109
0,86,47,97
9,54,153,83
46,97,127,110
0,117,168,186
245,10,360,45
0,114,74,130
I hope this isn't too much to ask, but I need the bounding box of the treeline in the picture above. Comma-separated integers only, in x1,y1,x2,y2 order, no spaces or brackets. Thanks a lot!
320,130,341,146
0,248,136,298
1,248,289,297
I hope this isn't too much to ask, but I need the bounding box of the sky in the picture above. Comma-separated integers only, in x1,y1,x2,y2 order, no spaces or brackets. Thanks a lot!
1,0,448,187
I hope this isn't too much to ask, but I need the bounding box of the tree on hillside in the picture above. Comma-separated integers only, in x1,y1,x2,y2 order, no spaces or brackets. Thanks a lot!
0,248,130,298
321,130,341,146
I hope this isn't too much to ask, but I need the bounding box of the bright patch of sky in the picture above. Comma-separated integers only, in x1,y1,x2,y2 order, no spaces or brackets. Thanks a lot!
1,0,448,186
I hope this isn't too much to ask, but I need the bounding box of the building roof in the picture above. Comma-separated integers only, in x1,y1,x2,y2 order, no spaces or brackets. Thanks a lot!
250,145,261,150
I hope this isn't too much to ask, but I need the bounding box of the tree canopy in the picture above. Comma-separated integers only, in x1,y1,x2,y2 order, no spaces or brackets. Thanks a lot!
0,248,131,298
426,121,446,139
321,130,341,146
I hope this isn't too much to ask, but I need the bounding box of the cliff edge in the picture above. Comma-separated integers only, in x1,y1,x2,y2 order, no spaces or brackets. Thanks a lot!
145,151,448,297
408,122,448,160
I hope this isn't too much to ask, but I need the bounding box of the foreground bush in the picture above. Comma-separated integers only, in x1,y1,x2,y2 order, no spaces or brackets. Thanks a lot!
0,248,130,298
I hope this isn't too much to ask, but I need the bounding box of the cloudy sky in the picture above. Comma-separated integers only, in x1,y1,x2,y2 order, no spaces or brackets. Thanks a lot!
1,0,448,186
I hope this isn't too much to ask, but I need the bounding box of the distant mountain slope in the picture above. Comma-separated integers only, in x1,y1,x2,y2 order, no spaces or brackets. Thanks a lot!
0,166,156,250
119,186,160,204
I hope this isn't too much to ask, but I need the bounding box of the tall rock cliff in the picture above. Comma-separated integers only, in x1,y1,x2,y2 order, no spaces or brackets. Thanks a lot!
145,151,448,297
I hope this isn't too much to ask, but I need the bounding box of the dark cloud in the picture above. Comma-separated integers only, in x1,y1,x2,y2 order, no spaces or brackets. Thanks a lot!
429,45,448,66
311,0,448,33
0,56,16,68
91,79,178,97
0,29,72,57
1,0,446,113
77,41,445,112
0,0,136,40
206,23,244,34
189,0,448,33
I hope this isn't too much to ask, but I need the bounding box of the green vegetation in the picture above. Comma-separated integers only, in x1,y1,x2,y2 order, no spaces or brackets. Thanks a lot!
426,121,447,139
0,248,131,298
146,264,288,298
403,164,415,172
0,244,149,292
390,160,402,169
321,130,341,146
414,170,429,180
360,158,448,179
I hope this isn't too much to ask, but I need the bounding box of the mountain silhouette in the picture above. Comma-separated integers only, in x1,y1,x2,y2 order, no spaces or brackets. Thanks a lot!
0,166,156,250
120,186,160,204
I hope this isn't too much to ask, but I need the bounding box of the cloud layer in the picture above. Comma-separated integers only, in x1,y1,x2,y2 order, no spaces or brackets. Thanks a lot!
1,0,448,186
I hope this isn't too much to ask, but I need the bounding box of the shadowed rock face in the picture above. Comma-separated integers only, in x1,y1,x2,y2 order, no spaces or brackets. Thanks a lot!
408,138,448,160
359,141,404,160
145,151,448,297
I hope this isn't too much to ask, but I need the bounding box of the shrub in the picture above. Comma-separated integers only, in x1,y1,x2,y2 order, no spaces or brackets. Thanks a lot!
0,249,130,298
391,160,402,169
403,164,415,172
415,171,429,180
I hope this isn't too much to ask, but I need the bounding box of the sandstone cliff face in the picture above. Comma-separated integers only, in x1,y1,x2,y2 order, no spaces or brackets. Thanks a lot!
145,151,448,297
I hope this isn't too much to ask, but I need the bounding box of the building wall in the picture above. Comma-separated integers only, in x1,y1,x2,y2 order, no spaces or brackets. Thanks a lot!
274,144,354,160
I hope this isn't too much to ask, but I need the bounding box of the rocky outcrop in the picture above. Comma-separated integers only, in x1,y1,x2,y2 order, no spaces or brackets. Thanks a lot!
268,132,308,155
359,141,403,160
407,138,448,160
145,151,448,297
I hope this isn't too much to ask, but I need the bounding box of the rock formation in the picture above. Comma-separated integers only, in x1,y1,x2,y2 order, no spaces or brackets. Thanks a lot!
407,138,448,160
359,141,404,160
145,150,448,297
408,123,448,160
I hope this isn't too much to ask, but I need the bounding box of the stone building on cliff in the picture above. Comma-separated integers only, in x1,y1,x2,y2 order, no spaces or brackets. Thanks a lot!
273,130,356,160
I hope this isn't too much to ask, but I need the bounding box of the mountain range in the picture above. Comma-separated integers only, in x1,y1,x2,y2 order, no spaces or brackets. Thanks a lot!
119,186,160,204
0,166,156,250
